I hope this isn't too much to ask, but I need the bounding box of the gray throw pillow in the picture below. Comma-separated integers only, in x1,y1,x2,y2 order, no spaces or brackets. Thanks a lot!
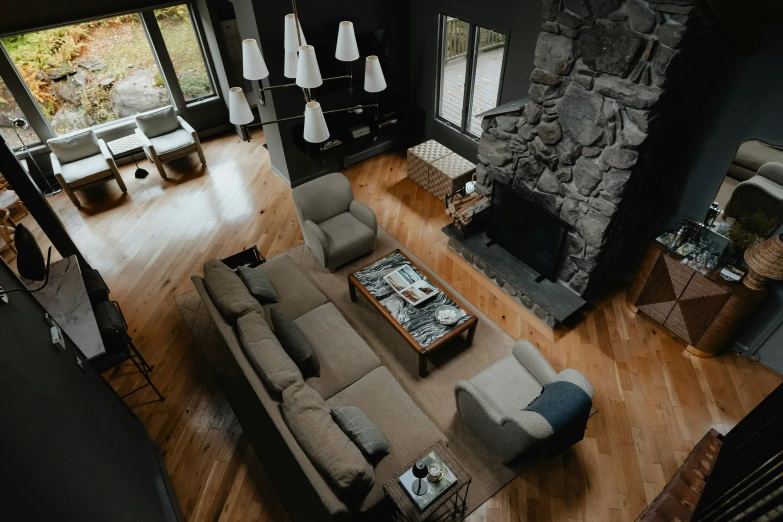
282,383,375,496
203,259,263,321
331,406,390,460
271,309,320,377
237,266,279,305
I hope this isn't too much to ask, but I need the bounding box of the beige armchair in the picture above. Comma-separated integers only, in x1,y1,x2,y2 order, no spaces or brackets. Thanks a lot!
48,130,127,208
455,340,594,463
292,172,377,271
134,106,206,179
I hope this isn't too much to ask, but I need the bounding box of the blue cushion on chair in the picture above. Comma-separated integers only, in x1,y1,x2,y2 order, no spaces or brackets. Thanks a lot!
524,381,592,458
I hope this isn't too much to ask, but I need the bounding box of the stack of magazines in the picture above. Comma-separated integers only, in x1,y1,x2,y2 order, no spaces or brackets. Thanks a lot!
383,265,439,306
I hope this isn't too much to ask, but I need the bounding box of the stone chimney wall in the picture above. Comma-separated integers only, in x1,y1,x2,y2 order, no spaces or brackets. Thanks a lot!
475,0,705,298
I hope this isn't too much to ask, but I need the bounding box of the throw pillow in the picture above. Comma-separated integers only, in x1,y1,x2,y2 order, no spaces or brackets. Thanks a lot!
282,382,375,497
237,311,302,396
237,265,279,305
271,309,320,377
203,259,263,321
330,406,390,460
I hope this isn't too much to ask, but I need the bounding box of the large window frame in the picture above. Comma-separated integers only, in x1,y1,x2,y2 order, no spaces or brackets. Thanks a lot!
0,2,220,153
435,14,509,140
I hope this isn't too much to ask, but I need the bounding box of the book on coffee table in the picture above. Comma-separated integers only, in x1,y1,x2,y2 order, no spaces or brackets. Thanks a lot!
383,264,439,306
398,450,457,511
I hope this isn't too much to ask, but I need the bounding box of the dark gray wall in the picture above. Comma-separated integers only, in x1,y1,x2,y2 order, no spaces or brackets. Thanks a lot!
409,0,543,161
0,261,180,522
655,24,783,360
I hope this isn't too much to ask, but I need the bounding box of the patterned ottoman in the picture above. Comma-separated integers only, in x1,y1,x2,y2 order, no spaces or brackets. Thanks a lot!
406,140,452,190
430,153,476,201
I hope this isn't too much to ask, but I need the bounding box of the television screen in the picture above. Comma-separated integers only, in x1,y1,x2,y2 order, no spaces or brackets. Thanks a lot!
487,182,569,281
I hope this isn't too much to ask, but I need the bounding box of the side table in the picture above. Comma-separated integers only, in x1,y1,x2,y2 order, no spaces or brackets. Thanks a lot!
384,441,471,522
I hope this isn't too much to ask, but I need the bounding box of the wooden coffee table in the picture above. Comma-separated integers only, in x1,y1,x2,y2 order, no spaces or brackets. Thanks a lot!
347,250,478,377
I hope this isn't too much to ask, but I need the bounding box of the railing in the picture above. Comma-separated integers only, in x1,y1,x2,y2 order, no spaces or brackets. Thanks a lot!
444,18,505,61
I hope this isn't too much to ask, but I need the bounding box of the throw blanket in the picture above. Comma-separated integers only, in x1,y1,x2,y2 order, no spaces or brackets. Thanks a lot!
524,381,592,459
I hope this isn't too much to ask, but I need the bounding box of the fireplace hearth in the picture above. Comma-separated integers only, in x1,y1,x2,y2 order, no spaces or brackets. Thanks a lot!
444,223,586,329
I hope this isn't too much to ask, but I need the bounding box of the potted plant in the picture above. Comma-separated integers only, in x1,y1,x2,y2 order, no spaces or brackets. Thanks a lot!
724,211,777,266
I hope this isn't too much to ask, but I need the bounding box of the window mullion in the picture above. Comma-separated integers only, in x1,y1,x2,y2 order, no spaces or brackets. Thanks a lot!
460,24,479,134
141,10,187,111
435,15,447,120
0,46,55,144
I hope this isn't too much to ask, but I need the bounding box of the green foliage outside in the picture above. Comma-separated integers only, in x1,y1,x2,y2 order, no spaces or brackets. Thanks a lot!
0,6,212,132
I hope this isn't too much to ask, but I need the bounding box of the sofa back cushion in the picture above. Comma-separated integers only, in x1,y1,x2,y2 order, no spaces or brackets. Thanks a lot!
203,259,263,320
136,106,180,138
282,382,374,497
48,130,101,163
271,309,320,378
237,311,302,397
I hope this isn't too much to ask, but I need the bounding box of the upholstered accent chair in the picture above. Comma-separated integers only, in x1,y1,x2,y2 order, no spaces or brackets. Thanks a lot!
726,162,783,223
292,172,377,271
134,106,206,179
455,340,594,464
48,130,128,208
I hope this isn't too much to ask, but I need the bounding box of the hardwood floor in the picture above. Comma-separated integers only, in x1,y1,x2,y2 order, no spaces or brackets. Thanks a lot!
4,130,781,522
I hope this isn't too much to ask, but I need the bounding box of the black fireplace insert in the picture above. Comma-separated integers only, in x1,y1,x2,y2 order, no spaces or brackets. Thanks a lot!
487,182,569,281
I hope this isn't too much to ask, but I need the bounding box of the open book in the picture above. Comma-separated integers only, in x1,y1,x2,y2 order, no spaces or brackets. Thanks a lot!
383,264,439,306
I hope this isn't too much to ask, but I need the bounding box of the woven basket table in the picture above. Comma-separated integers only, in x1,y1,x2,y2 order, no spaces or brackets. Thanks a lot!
407,140,453,190
429,153,476,202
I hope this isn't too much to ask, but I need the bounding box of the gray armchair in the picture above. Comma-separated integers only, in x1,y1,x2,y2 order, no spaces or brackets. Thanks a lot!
726,162,783,224
455,340,594,464
292,172,377,271
135,106,206,179
48,130,127,208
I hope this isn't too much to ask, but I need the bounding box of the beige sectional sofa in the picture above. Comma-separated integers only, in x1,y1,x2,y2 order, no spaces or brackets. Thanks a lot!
191,255,446,521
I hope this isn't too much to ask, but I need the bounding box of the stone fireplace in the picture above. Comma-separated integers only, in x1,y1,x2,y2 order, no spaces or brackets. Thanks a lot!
469,0,709,300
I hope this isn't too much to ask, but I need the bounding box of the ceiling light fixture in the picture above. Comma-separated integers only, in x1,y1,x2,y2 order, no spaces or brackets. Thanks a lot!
228,0,387,145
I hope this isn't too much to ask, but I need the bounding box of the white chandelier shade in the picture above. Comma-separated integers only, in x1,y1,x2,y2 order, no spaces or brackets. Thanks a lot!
303,101,330,143
364,55,387,93
228,87,254,125
242,39,269,80
284,50,298,79
335,21,360,62
296,45,323,89
284,14,307,52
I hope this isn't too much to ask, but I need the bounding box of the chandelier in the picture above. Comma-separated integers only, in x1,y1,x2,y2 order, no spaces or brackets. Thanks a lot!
228,1,387,145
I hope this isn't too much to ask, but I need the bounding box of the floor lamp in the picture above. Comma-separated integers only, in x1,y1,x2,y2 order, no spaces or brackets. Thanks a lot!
10,118,62,197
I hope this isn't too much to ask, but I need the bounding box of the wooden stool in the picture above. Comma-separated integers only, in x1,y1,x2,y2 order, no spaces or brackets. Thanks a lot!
0,208,17,254
0,189,28,221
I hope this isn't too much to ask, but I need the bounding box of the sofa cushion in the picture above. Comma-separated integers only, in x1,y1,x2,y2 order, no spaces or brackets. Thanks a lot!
48,130,101,163
238,265,279,305
136,106,180,138
294,303,381,400
318,212,376,268
271,309,320,378
282,382,375,497
237,311,302,397
331,406,390,460
203,259,263,321
326,367,446,515
256,256,329,322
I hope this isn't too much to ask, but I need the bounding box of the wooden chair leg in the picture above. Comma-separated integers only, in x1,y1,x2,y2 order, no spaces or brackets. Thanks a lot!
195,139,207,165
55,174,81,208
109,163,127,193
152,154,167,180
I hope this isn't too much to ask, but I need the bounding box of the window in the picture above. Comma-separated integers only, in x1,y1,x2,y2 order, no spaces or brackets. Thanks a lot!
2,15,170,136
154,6,215,102
0,77,42,150
437,16,507,138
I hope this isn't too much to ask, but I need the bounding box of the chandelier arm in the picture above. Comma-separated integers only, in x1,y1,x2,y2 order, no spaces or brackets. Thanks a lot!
244,103,378,129
292,0,303,48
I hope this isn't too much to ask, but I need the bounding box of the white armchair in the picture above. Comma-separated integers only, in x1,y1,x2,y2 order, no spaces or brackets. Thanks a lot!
134,106,206,179
455,340,594,463
48,130,127,208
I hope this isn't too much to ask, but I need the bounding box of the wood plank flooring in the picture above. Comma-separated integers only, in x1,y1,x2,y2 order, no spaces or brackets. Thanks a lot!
3,130,781,522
